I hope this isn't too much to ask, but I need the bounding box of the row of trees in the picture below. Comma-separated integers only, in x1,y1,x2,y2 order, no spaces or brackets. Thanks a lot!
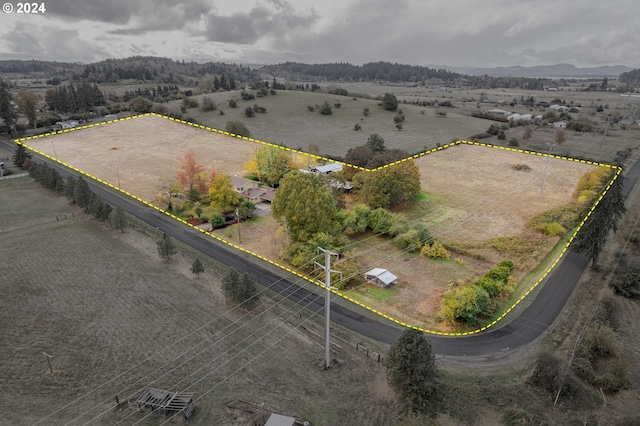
44,80,105,113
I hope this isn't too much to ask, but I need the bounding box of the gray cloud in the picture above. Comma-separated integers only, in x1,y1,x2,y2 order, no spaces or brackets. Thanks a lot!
109,0,211,36
2,23,103,63
204,3,318,45
45,0,136,24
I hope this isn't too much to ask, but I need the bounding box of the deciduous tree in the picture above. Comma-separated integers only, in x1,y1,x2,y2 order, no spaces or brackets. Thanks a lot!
15,90,39,128
208,173,239,211
177,150,205,193
272,171,337,242
384,329,438,416
352,161,421,209
366,133,386,153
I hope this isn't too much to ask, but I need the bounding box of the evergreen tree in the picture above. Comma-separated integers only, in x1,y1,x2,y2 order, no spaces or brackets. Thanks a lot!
111,207,126,232
221,268,241,300
0,77,17,133
382,93,398,111
73,176,92,209
191,258,204,278
63,176,76,200
571,170,626,267
13,144,31,168
157,233,177,262
238,273,260,309
384,329,438,416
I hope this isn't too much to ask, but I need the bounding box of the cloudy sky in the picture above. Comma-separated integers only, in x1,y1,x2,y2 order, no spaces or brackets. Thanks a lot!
0,0,638,68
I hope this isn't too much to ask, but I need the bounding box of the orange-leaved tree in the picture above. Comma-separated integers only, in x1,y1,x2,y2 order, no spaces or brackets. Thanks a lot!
177,150,205,192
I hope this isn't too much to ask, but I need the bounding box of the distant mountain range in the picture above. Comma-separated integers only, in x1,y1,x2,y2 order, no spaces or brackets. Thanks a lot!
448,64,634,78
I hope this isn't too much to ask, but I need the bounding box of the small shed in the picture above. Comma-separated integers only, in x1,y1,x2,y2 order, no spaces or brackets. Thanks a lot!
365,268,398,288
265,413,296,426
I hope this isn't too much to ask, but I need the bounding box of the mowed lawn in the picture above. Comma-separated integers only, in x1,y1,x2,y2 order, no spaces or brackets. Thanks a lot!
0,178,398,425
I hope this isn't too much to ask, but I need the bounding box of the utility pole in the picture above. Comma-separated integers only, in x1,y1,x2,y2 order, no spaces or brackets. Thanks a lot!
115,162,121,188
50,140,58,159
539,143,554,199
315,247,341,370
235,207,241,243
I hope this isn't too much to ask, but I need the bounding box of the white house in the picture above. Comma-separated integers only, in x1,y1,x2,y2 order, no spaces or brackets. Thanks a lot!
550,104,569,112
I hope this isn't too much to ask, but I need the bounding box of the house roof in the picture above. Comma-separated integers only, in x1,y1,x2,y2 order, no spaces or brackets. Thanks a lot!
265,413,296,426
260,187,277,201
313,163,342,174
365,268,398,285
230,175,256,189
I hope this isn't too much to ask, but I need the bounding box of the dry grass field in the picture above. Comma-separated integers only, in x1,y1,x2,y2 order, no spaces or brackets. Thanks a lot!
20,119,606,331
0,177,399,425
415,143,599,243
24,115,255,202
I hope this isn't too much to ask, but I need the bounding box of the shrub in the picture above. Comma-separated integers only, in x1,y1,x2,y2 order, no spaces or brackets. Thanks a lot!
307,105,315,112
354,123,361,131
368,208,393,234
244,107,254,117
511,164,531,172
610,268,640,298
182,97,199,108
508,137,519,146
240,90,254,100
584,325,618,359
396,229,422,252
475,277,502,298
599,359,631,393
210,211,226,228
441,285,489,325
528,351,563,393
201,97,217,111
228,99,237,108
421,240,450,260
319,101,332,115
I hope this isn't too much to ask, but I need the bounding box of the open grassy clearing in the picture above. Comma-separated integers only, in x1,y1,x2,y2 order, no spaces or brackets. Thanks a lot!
170,89,490,157
0,177,76,232
0,178,400,425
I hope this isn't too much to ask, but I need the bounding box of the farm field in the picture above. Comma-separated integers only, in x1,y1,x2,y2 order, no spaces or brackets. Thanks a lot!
168,89,490,157
25,115,256,202
0,177,399,425
20,117,606,331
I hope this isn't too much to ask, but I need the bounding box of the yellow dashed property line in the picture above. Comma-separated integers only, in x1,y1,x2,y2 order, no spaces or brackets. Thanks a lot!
12,120,620,337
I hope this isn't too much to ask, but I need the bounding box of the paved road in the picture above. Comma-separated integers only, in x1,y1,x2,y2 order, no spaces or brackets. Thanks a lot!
4,139,638,356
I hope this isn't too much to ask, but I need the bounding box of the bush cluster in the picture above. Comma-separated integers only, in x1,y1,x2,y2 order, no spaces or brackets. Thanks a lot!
441,260,515,325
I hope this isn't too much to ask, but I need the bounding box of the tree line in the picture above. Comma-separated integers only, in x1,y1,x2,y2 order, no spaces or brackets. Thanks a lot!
262,61,460,82
44,80,105,113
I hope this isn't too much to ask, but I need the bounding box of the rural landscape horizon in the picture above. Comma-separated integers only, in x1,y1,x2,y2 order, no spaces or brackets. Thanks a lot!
1,0,639,424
